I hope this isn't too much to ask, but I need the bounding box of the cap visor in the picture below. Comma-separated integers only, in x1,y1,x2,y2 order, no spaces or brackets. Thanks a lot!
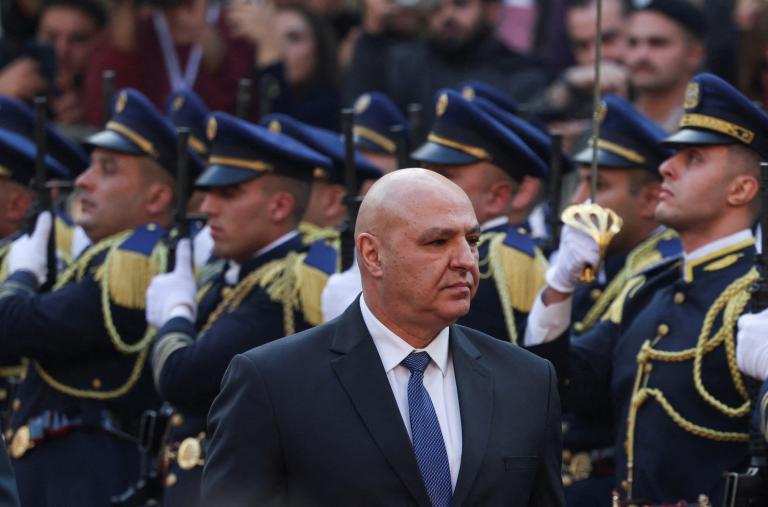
82,130,146,156
195,165,264,188
661,128,736,148
354,135,390,155
573,147,638,168
410,141,480,165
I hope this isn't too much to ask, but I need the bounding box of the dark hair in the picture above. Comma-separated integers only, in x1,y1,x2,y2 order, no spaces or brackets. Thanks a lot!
42,0,107,29
567,0,630,15
279,5,338,86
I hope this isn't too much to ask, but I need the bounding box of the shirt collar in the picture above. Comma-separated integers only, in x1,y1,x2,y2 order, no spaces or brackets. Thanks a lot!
359,295,450,377
682,229,754,282
480,216,509,233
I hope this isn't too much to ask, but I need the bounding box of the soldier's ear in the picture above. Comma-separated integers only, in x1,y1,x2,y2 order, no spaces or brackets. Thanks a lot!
144,182,174,217
268,191,296,224
727,174,759,208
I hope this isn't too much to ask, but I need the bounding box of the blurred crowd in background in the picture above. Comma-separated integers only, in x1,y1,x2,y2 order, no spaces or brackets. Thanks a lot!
0,0,763,154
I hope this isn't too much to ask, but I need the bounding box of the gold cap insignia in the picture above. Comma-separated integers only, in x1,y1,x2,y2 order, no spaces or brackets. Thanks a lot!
461,86,476,100
436,93,448,117
596,101,607,124
207,117,217,141
177,437,202,470
313,167,328,179
115,91,128,114
354,94,371,115
268,120,281,133
172,96,185,112
683,82,700,110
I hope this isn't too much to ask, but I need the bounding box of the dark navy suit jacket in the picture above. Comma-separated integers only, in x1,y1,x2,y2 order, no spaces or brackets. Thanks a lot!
201,299,565,507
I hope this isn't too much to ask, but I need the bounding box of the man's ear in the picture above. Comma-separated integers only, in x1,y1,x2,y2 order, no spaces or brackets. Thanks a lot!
727,174,759,208
144,182,174,216
268,191,297,224
357,232,383,278
509,176,541,212
636,181,662,220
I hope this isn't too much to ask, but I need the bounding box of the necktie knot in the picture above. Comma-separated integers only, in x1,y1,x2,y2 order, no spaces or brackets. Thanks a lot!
402,351,431,374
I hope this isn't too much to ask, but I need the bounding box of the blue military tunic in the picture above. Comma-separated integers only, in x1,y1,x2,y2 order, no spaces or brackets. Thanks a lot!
457,221,547,344
561,229,681,503
558,237,756,504
0,223,167,506
153,232,337,507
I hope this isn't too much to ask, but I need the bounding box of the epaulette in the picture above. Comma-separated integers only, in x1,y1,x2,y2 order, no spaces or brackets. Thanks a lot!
295,239,339,325
54,210,76,266
602,256,681,325
94,223,168,309
490,230,547,313
298,221,340,246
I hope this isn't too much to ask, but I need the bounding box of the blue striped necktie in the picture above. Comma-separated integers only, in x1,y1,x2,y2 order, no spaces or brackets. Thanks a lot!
401,351,452,507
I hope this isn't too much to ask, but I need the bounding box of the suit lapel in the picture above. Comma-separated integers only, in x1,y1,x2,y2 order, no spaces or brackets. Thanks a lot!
451,327,493,507
330,300,432,507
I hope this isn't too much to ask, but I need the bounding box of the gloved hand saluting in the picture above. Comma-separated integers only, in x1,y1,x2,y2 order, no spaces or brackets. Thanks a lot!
737,308,768,381
146,238,197,329
545,223,601,294
8,211,52,286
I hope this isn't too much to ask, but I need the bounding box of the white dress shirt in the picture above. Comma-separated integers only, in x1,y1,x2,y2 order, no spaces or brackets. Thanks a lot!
359,296,462,490
321,261,362,322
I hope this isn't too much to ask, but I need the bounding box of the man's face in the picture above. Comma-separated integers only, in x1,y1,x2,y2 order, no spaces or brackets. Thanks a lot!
566,0,627,65
200,177,273,262
427,0,485,50
75,149,154,242
655,145,732,232
571,166,655,253
378,188,481,327
625,11,700,93
36,6,99,89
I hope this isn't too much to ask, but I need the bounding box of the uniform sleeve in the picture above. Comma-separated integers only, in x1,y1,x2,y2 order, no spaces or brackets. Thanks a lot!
152,291,287,409
200,353,284,507
529,360,565,506
0,271,146,362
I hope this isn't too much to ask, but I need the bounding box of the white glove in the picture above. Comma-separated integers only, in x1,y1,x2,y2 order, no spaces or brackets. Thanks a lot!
8,211,52,286
146,239,197,328
545,223,600,293
737,309,768,381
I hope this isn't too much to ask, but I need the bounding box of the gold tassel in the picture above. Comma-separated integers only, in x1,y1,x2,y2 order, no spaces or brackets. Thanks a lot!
491,238,548,313
55,215,74,265
603,275,645,325
297,263,330,326
100,249,155,309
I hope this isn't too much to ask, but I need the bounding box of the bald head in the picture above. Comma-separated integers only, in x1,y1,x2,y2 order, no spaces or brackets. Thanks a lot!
355,168,481,346
356,168,474,239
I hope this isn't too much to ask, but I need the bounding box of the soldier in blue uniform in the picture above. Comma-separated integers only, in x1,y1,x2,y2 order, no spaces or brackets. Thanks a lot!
410,89,549,344
146,112,335,507
352,92,409,174
261,113,382,232
525,73,768,504
0,88,203,506
527,95,680,504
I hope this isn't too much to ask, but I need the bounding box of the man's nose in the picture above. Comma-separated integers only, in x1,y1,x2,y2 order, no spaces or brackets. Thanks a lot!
199,194,217,216
75,165,95,191
452,239,478,270
658,155,677,180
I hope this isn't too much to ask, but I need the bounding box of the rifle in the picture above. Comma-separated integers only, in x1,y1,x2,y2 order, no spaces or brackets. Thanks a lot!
540,133,564,256
258,74,278,121
110,405,173,507
407,103,423,148
722,162,768,507
31,96,57,292
390,124,410,170
235,78,252,120
340,108,360,271
102,70,115,127
110,129,192,506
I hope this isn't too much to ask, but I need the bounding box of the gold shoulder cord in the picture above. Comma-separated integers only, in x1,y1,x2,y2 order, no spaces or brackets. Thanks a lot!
624,268,757,498
487,233,517,344
576,230,675,333
200,252,306,337
35,232,168,400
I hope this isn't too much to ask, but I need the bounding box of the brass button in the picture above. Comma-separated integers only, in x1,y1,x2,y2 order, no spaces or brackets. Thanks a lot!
563,449,572,461
165,473,177,487
564,378,571,386
674,292,685,304
590,288,603,301
147,223,157,231
562,475,573,486
517,227,527,235
91,378,102,389
657,323,669,336
573,322,585,333
562,422,570,433
11,399,20,412
621,480,629,492
171,414,184,427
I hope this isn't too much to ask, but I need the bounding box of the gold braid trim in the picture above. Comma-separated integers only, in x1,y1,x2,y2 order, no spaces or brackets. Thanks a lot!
33,348,149,400
298,222,340,245
578,230,677,333
624,269,757,495
200,254,300,335
0,242,10,282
